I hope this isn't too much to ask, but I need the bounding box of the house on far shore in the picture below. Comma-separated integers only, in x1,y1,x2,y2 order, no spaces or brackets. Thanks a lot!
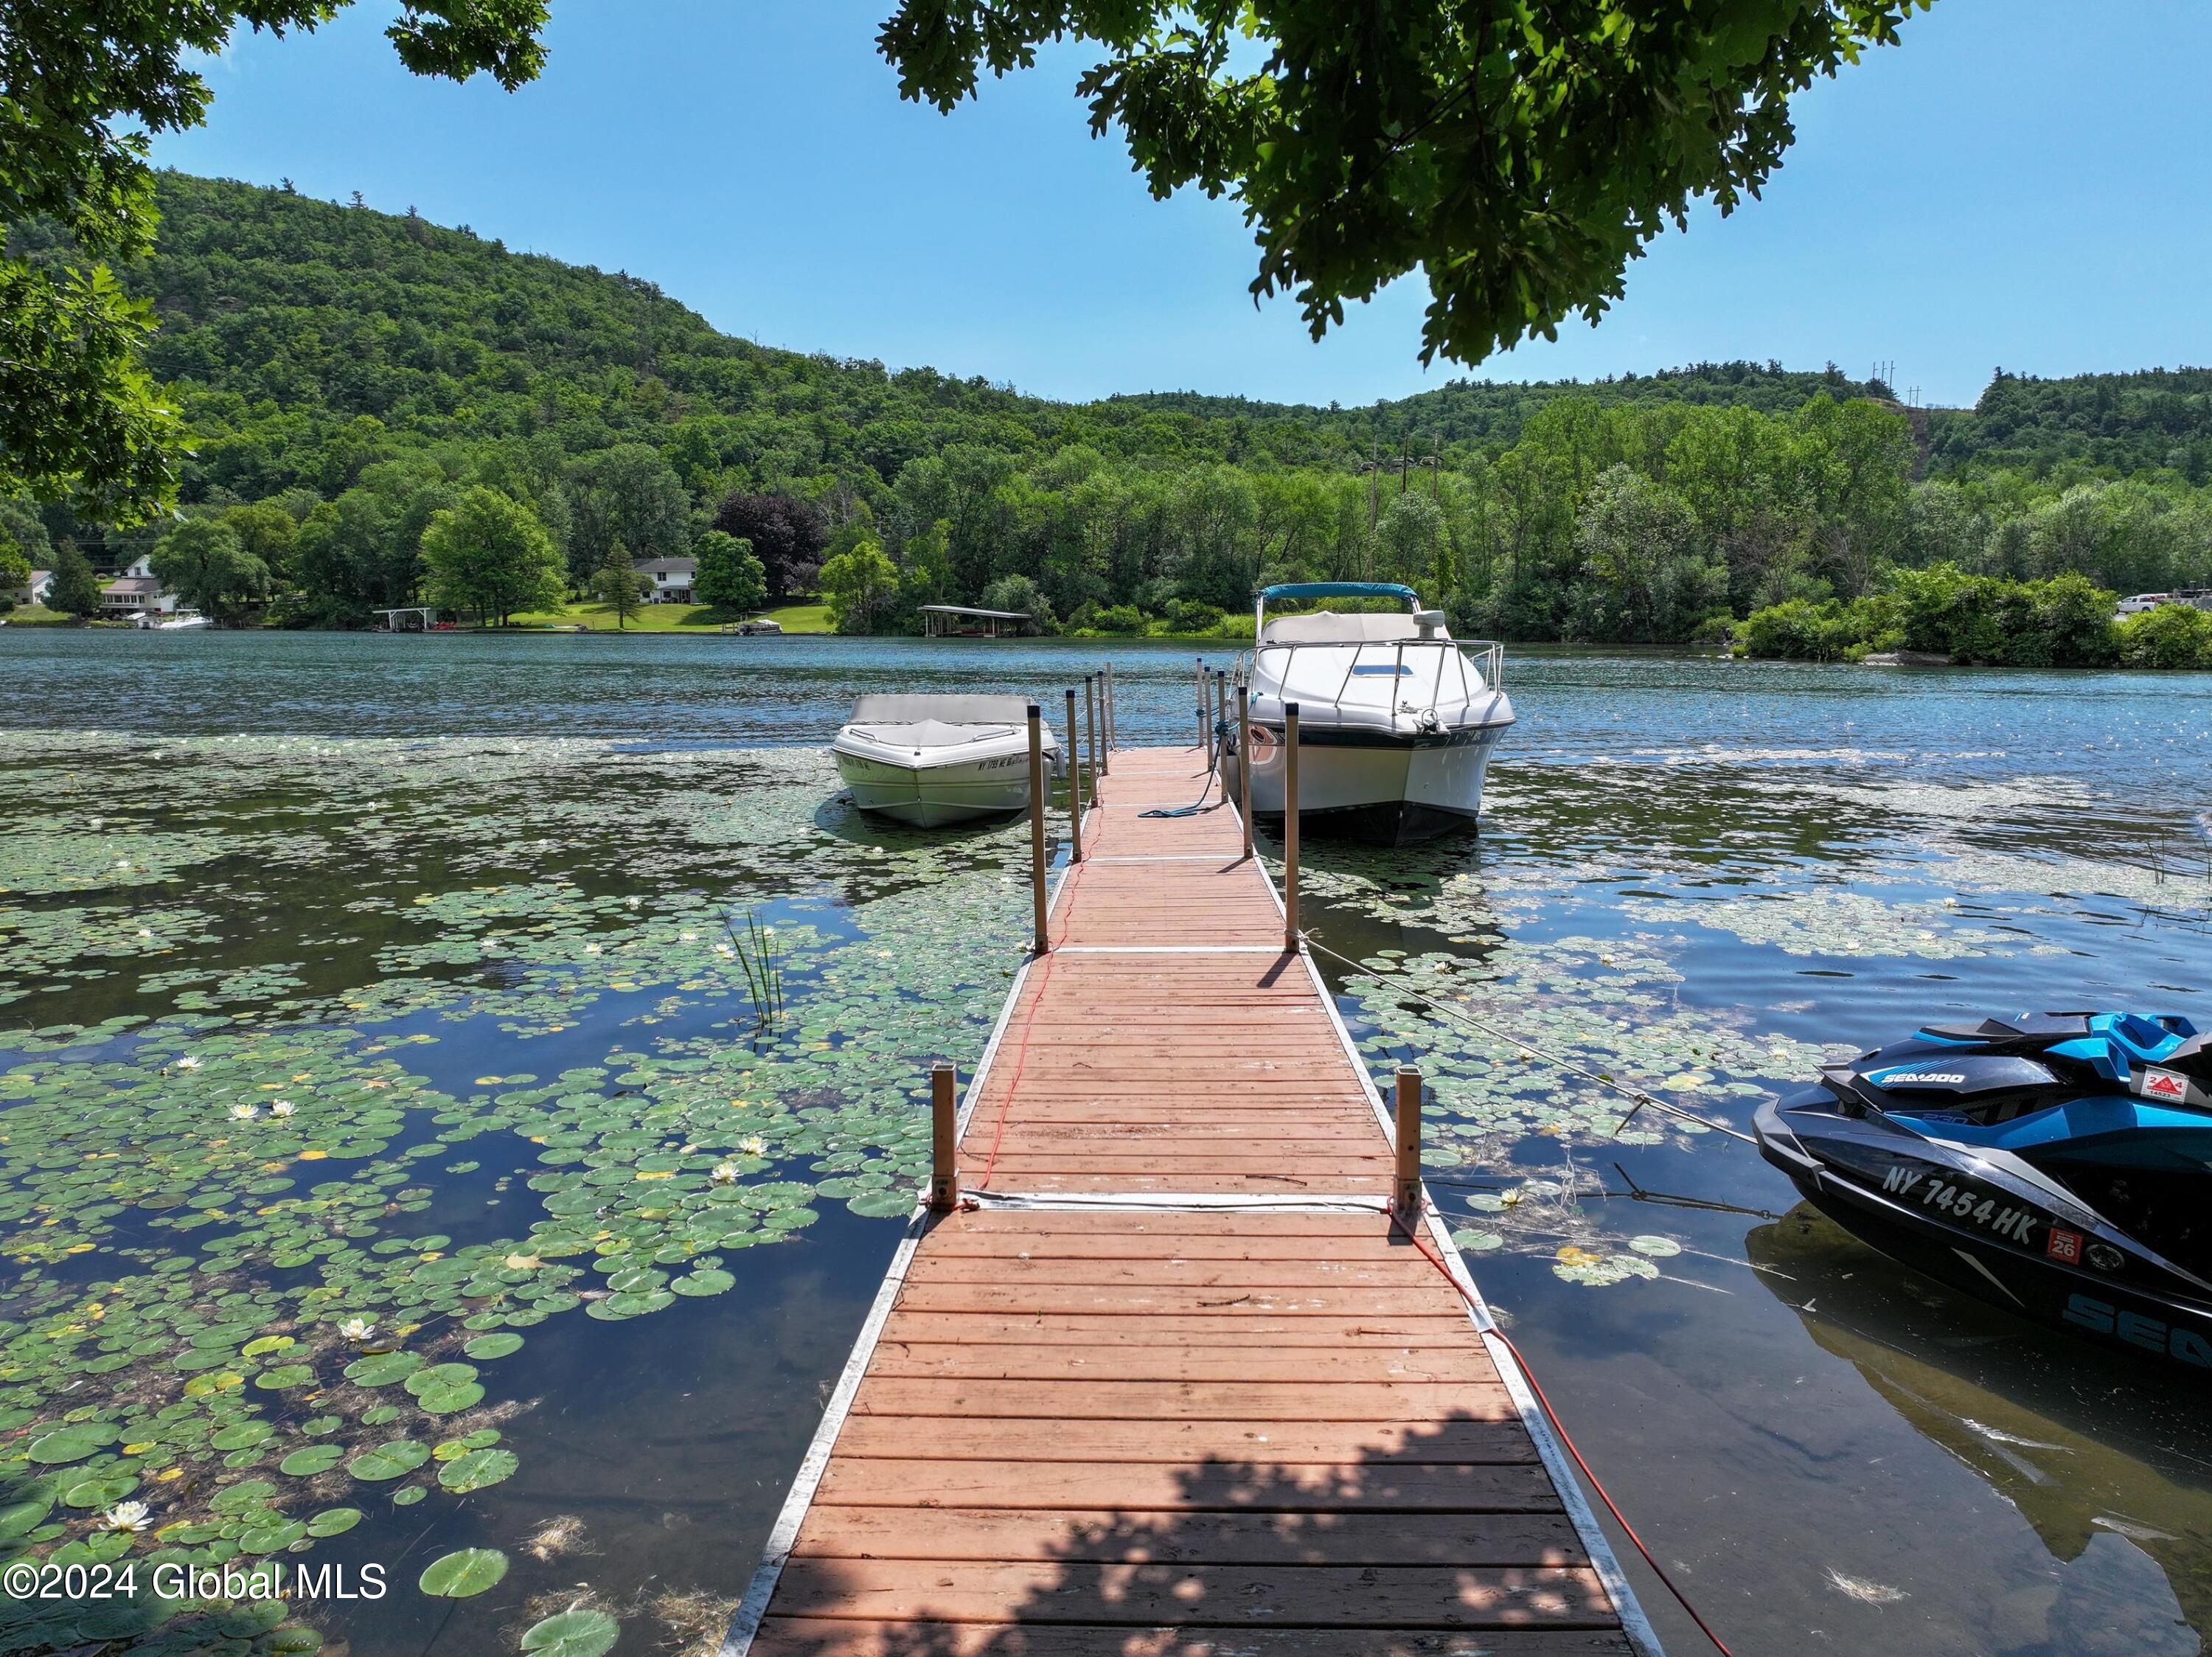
7,569,52,608
101,555,176,620
637,557,697,604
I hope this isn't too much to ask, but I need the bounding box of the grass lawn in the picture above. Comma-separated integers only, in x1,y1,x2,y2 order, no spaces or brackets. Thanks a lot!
504,598,833,634
0,605,80,627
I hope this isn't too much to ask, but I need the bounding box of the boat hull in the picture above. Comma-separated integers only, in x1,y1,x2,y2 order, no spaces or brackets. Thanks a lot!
1231,722,1509,844
1755,1097,2212,1375
832,738,1051,827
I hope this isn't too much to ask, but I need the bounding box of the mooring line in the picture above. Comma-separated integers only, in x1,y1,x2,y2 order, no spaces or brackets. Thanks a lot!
1301,932,1757,1145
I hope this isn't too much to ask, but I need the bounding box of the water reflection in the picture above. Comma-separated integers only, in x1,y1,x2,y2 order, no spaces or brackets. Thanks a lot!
1750,1203,2212,1651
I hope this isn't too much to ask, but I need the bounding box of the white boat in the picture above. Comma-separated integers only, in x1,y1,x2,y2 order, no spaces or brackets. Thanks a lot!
1231,582,1513,843
151,610,213,631
831,694,1059,827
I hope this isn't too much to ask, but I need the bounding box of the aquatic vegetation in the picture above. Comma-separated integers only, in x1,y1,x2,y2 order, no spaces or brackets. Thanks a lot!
0,730,1037,1647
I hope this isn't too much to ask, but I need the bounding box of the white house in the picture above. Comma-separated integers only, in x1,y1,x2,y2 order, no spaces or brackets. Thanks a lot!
636,556,697,604
8,569,52,608
101,556,175,619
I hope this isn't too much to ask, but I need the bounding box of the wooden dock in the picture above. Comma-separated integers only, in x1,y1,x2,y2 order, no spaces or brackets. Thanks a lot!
726,746,1656,1656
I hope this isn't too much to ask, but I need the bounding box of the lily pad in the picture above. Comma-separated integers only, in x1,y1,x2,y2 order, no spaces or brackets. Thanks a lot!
462,1333,523,1361
437,1448,518,1492
279,1444,347,1477
347,1439,430,1481
419,1546,508,1597
344,1350,424,1386
27,1424,119,1464
521,1608,622,1657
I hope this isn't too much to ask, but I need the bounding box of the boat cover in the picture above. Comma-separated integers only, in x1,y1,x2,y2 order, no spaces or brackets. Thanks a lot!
849,694,1034,724
1260,611,1431,644
842,718,1019,748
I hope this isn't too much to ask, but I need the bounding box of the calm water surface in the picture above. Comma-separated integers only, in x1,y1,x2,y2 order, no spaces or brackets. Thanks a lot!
1,629,2210,1656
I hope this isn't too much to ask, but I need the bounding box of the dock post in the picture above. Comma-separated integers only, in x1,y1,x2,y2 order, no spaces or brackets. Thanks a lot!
1283,701,1301,951
1102,664,1115,770
1214,670,1228,775
930,1062,959,1211
1237,682,1253,861
1394,1066,1422,1211
1197,659,1210,764
1084,675,1100,802
1028,705,1050,953
1064,687,1084,862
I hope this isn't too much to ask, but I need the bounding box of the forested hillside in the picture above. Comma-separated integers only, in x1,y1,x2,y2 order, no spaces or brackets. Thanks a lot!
7,173,2212,639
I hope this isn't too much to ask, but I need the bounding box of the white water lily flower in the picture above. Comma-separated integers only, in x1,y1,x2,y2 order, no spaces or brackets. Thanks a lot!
270,1100,296,1117
176,1055,201,1070
338,1317,375,1342
584,942,602,955
711,1162,738,1184
229,1103,258,1122
680,931,697,942
625,896,641,909
738,1136,767,1158
102,1501,151,1532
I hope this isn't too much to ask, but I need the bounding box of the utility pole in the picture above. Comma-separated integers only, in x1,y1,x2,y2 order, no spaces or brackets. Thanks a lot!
1431,433,1443,501
1368,438,1380,536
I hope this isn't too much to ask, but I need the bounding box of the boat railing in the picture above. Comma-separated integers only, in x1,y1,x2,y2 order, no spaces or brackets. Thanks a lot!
1234,638,1505,727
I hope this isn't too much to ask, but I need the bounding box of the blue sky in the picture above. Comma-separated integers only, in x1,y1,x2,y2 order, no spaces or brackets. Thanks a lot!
153,0,2212,411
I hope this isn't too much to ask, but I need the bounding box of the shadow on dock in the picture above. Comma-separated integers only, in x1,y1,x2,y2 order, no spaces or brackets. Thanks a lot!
751,1410,1632,1656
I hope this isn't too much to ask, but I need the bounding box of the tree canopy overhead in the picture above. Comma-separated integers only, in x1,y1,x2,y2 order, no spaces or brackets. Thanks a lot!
0,0,550,522
877,0,1930,364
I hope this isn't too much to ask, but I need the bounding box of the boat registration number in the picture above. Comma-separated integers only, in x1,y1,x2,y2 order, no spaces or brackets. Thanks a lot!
1880,1163,2037,1243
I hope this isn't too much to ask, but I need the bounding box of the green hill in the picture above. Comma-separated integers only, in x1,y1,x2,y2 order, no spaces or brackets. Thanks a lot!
7,172,2209,644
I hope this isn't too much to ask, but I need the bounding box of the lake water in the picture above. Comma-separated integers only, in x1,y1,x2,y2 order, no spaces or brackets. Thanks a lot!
1,628,2210,1656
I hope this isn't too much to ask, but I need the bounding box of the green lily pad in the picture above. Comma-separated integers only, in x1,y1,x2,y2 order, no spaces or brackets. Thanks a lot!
344,1350,424,1386
27,1424,119,1464
670,1268,734,1296
306,1507,364,1537
419,1546,508,1597
461,1333,523,1361
347,1440,430,1481
437,1448,518,1492
521,1608,621,1657
279,1445,347,1477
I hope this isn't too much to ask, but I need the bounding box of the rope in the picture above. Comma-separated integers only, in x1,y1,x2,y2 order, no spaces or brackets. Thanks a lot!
1382,1206,1737,1657
1138,742,1225,818
1301,933,1756,1145
972,840,1096,1189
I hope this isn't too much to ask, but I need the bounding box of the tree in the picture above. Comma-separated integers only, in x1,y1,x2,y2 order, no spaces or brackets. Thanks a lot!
978,573,1055,636
220,502,302,587
877,0,1929,366
820,538,901,633
293,489,406,625
0,537,29,611
420,487,566,626
562,444,691,587
712,493,827,600
1,1,549,521
46,543,103,621
693,530,767,614
150,517,271,624
589,543,650,629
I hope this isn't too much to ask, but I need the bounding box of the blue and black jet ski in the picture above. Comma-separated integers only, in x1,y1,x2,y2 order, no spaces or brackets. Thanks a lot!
1754,1012,2212,1373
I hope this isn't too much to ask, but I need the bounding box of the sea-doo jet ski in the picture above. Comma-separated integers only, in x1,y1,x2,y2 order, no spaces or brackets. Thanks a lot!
1754,1011,2212,1372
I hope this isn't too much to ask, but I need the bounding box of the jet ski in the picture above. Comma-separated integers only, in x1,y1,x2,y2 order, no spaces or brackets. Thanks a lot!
1753,1011,2212,1373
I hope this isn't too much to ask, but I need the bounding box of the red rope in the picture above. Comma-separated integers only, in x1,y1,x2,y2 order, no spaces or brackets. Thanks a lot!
972,854,1086,1191
1385,1209,1736,1657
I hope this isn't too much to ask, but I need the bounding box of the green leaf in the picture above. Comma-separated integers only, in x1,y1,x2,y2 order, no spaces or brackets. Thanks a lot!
418,1547,508,1597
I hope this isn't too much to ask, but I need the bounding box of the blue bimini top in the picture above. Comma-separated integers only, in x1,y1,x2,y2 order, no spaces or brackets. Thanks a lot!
1256,582,1419,606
